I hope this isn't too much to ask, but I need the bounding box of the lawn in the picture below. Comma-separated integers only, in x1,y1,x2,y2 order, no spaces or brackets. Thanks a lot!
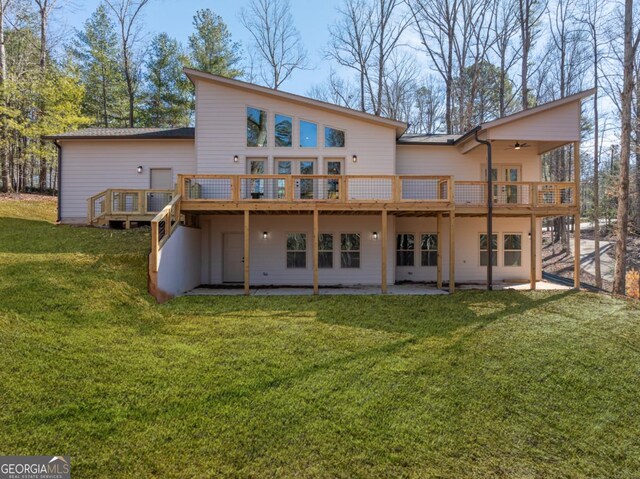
1,197,639,478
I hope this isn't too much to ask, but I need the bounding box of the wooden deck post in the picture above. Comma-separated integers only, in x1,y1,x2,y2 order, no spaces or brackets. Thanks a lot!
244,210,250,295
530,214,537,290
313,209,319,295
437,213,443,289
574,141,581,289
381,210,388,293
449,211,455,293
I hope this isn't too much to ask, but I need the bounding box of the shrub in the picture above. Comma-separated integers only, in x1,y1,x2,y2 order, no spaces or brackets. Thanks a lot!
627,270,640,299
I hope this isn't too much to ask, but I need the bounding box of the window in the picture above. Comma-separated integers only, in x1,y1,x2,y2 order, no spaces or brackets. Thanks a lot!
396,234,415,267
319,234,333,268
326,160,342,199
325,127,345,147
247,107,267,147
287,233,306,268
504,234,522,267
421,234,438,267
275,114,292,147
341,233,360,268
300,120,317,147
480,234,498,266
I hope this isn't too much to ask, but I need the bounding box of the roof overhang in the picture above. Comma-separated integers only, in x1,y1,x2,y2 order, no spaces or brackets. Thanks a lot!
184,68,408,138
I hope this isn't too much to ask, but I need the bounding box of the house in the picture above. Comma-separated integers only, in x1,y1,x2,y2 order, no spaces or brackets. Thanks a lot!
45,68,593,301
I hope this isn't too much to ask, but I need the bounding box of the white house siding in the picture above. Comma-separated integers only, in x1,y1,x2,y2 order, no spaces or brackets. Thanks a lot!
59,139,195,223
200,214,396,286
396,144,541,181
395,217,542,284
194,79,397,175
157,225,202,296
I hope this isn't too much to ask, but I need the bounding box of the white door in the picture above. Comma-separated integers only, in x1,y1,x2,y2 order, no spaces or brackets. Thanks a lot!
149,168,173,211
223,233,244,283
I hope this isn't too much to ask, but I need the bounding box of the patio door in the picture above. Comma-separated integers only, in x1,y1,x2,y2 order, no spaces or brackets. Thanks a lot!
223,233,244,283
276,159,316,199
484,165,521,204
326,159,343,199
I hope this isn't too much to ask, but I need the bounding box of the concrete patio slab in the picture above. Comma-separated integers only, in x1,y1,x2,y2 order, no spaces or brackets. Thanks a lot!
185,284,448,296
458,281,571,291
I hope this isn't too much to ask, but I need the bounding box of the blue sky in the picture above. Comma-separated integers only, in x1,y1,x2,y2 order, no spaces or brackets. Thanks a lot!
62,0,343,95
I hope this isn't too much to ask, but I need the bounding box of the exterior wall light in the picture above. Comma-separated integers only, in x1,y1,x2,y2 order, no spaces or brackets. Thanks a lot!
373,231,378,240
352,155,358,163
263,231,268,239
528,232,532,240
137,166,143,174
234,155,239,163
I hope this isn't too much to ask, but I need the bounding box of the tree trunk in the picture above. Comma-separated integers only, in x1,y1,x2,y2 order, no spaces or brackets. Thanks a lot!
593,66,602,287
0,0,11,193
613,0,634,295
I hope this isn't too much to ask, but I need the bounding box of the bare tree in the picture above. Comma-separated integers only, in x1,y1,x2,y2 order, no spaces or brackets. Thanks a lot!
104,0,151,127
491,0,520,117
307,73,359,109
411,76,445,133
381,50,417,121
327,0,376,111
0,0,11,192
581,0,605,287
408,0,459,134
613,0,640,295
517,0,548,109
240,0,307,90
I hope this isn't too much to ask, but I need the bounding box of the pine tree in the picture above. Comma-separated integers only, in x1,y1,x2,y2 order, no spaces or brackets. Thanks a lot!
141,33,191,127
188,9,243,78
70,4,128,127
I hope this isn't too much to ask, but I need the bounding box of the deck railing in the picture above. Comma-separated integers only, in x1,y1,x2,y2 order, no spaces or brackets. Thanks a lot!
179,174,453,203
150,194,182,272
87,189,175,224
454,182,576,207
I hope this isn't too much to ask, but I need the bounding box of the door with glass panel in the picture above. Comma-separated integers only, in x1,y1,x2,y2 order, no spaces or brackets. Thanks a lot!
276,159,316,199
325,159,343,200
484,165,521,204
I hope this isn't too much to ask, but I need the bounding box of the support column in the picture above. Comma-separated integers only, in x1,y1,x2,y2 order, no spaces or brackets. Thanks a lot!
574,141,581,290
449,212,455,293
381,210,388,293
244,210,250,295
437,213,443,289
313,209,319,295
530,214,537,290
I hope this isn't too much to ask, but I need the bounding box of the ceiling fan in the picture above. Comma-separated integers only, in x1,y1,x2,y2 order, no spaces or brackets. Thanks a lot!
504,141,531,150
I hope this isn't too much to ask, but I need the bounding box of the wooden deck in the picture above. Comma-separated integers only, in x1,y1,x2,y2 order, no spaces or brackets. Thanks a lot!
88,189,175,227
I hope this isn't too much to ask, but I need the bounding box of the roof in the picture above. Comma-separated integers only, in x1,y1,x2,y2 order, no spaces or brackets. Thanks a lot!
43,127,195,140
184,68,408,137
396,133,462,145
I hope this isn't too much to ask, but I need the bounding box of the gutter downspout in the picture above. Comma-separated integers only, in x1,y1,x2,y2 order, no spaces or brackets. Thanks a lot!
54,140,62,224
475,130,493,290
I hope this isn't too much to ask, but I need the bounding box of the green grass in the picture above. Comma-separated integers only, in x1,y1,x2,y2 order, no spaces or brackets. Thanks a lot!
1,198,640,478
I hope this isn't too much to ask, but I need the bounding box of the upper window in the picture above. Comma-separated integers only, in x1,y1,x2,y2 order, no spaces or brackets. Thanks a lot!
396,234,415,267
421,234,438,267
247,107,267,147
275,114,292,147
325,127,345,147
504,234,522,267
286,233,306,268
300,120,317,148
319,233,333,268
480,234,498,266
341,233,360,268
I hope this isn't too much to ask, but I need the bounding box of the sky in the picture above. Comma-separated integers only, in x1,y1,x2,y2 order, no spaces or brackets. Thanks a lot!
60,0,344,95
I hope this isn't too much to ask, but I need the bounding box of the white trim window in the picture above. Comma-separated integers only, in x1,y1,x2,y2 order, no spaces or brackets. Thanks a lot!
324,126,345,147
275,114,292,147
421,234,438,267
319,233,333,268
503,234,522,267
340,233,360,268
300,120,318,147
287,233,307,268
480,233,498,266
247,106,267,147
396,234,415,266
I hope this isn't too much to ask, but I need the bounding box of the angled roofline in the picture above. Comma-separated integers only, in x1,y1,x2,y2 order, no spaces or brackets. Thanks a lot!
43,128,195,141
478,88,596,130
184,68,408,137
